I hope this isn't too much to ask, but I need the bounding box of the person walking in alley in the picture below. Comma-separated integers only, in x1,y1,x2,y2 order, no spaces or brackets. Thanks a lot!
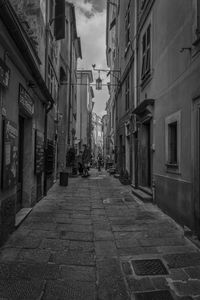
82,144,90,177
97,153,102,172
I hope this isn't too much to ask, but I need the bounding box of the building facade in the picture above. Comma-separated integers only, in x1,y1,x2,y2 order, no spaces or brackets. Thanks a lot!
102,113,109,164
106,0,136,180
91,113,103,160
76,70,94,154
0,0,54,244
0,0,81,244
57,2,82,173
106,0,200,237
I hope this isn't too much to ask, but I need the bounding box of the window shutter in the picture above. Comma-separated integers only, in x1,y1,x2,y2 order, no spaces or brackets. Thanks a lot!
54,0,65,40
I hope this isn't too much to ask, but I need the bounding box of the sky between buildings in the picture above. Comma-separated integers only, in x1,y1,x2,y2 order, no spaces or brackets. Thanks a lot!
68,0,109,117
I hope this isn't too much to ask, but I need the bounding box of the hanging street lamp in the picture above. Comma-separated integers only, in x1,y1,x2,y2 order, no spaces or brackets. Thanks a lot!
96,71,102,90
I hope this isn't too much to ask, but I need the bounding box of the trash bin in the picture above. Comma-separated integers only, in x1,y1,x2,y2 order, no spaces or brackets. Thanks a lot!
60,172,68,186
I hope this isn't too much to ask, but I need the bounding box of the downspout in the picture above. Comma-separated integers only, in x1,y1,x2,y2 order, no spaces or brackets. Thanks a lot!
44,101,53,196
68,18,73,146
134,0,139,188
44,1,53,196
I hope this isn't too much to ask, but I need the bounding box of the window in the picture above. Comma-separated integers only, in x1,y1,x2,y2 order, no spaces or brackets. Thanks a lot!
165,111,181,173
125,2,130,50
48,60,57,99
141,24,151,81
125,75,130,111
168,122,177,164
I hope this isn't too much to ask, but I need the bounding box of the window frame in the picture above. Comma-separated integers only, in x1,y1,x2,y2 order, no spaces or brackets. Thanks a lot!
141,24,151,82
165,111,181,174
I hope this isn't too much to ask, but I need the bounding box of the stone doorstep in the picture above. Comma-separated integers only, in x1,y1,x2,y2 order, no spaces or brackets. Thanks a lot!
131,186,153,202
15,208,33,228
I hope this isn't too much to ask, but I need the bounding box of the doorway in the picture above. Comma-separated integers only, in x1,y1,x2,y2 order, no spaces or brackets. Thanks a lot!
16,116,24,213
139,122,151,187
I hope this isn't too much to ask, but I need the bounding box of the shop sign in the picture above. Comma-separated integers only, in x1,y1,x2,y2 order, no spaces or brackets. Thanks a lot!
0,58,10,88
35,130,44,174
18,84,34,117
2,119,18,190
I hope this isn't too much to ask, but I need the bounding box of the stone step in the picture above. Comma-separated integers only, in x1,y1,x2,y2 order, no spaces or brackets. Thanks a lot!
139,186,152,197
15,208,32,228
131,186,153,202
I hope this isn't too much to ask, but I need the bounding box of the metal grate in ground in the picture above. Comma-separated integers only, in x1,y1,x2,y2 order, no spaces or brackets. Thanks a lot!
131,259,168,276
134,290,174,300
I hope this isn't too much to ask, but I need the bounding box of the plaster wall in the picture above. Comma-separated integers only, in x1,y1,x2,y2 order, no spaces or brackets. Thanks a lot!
137,0,200,229
0,20,46,243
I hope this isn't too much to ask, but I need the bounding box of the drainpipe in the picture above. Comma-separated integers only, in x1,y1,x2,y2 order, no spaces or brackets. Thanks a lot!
68,19,73,146
135,130,139,188
44,101,53,196
134,0,139,188
43,0,53,196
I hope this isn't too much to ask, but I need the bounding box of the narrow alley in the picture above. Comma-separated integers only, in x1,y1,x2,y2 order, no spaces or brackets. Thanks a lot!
0,169,200,300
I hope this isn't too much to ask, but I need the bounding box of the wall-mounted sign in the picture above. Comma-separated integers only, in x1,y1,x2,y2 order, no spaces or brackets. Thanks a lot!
2,119,18,190
35,130,44,174
0,58,10,88
18,84,34,117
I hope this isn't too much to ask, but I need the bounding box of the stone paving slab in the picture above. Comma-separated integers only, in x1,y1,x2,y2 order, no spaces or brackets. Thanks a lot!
0,168,200,299
69,241,94,252
52,250,95,266
96,258,130,300
94,229,114,240
163,252,200,269
60,265,96,282
60,231,94,241
17,249,51,263
95,240,118,257
42,280,96,300
0,279,45,300
0,262,60,280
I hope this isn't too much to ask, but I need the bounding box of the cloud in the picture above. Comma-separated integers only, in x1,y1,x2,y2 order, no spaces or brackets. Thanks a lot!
67,0,106,19
68,0,108,116
84,0,106,13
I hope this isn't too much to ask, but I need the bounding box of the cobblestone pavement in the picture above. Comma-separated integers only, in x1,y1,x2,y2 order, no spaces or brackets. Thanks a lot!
0,168,200,299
